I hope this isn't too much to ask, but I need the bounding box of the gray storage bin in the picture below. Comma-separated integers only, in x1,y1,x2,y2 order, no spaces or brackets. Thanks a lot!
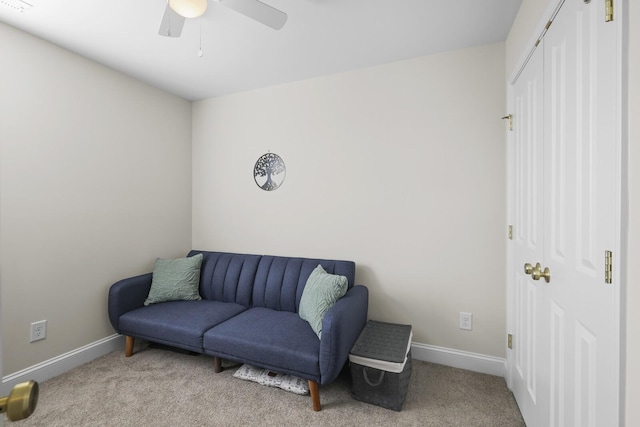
349,320,412,411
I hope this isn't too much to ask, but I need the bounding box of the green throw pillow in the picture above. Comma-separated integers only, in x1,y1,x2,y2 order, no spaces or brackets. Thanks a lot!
144,253,203,306
299,264,348,338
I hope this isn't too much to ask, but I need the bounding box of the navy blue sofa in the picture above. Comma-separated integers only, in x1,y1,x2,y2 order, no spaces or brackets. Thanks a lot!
108,250,369,411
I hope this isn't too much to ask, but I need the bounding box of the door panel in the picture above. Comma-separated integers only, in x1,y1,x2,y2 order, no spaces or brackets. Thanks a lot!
511,43,546,426
544,3,577,423
550,301,566,427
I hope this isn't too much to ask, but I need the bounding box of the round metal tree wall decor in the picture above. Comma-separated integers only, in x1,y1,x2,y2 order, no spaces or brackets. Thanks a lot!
254,152,286,191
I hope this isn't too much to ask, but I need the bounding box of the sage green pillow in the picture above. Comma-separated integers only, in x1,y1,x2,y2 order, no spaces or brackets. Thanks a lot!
144,253,203,306
299,264,348,338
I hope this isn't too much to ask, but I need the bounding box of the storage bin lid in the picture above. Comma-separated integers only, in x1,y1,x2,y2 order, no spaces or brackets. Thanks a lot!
349,320,412,373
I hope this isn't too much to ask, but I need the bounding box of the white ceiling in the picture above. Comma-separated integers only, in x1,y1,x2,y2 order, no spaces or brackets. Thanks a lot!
0,0,522,101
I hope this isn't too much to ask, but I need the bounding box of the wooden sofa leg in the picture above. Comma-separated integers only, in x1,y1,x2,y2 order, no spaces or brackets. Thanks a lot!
125,336,134,357
309,380,321,411
213,357,222,373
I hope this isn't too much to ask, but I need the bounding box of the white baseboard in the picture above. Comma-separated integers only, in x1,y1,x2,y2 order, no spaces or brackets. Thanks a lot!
411,341,507,377
1,334,125,394
1,335,505,394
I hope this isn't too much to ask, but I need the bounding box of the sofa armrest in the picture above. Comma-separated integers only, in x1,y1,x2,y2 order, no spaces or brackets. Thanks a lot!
318,285,369,384
107,273,152,333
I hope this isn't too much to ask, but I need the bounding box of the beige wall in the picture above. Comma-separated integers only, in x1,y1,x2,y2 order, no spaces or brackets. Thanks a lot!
506,0,638,424
0,23,193,374
192,43,507,358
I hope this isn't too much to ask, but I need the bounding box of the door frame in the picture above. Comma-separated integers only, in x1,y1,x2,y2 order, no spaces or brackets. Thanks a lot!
504,0,626,422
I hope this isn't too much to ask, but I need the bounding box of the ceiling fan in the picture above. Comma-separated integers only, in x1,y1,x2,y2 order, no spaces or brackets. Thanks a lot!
159,0,287,38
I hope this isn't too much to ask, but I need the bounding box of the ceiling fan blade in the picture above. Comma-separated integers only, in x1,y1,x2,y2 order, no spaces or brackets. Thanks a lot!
218,0,287,30
158,3,186,38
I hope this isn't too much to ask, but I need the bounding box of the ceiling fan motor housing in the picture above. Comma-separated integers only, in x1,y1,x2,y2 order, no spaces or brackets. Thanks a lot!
170,0,208,18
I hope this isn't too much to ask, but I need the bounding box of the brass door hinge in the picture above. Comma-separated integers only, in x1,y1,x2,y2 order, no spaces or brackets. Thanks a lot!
508,225,513,240
605,250,613,284
605,0,614,22
508,334,513,349
502,114,513,131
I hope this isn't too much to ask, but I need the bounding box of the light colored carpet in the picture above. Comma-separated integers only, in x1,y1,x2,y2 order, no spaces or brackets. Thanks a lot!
19,344,525,426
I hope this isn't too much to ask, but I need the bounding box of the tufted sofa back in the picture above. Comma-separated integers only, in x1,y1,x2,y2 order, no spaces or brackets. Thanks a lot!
189,251,260,307
253,256,356,312
188,250,356,313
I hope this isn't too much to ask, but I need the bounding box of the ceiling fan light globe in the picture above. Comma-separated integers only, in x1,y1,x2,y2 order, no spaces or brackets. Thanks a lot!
169,0,208,18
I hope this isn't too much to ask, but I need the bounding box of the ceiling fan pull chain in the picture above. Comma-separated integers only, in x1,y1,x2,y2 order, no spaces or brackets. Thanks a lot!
198,18,204,57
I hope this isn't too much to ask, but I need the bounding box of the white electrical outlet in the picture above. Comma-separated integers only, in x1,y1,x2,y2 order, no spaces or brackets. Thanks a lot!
30,320,47,342
459,312,473,331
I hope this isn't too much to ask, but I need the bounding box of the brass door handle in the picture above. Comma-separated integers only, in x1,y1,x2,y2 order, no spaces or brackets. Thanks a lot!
524,263,535,275
0,380,39,421
532,264,551,283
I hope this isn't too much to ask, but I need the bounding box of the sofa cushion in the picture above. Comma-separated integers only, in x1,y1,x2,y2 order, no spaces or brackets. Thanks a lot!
120,300,246,353
203,307,321,380
298,265,348,338
144,254,203,306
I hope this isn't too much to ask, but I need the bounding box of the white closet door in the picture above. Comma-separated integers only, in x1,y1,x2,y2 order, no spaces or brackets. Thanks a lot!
543,0,619,425
509,1,620,426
